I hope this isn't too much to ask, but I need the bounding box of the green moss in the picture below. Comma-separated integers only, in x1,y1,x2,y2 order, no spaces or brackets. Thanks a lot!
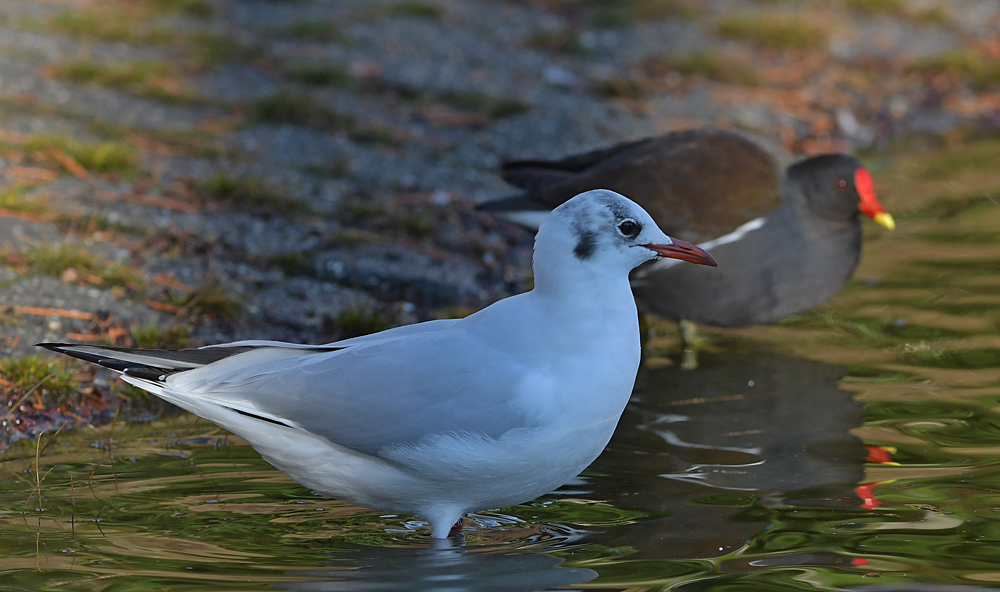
49,60,196,103
52,212,150,237
323,303,395,339
716,13,827,50
589,77,647,100
654,51,759,85
278,21,342,42
843,0,905,14
169,280,244,322
147,0,214,18
440,91,530,120
909,50,1000,89
403,214,432,237
45,9,177,45
130,323,191,349
526,29,589,55
282,63,354,87
910,5,952,26
383,2,444,19
306,157,352,179
0,191,48,216
349,127,400,146
266,253,315,278
588,0,696,27
202,174,314,217
249,92,356,131
190,33,259,69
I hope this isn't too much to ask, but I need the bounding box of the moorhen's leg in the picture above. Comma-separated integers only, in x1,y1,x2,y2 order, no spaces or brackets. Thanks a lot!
679,320,700,370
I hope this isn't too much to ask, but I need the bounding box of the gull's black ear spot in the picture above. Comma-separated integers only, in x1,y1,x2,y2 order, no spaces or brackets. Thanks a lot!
574,229,598,260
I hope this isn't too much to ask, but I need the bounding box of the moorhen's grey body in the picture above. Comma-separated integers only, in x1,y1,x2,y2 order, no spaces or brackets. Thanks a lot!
478,128,894,327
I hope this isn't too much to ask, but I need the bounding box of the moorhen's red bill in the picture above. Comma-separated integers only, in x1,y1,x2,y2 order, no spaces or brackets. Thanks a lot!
478,127,894,327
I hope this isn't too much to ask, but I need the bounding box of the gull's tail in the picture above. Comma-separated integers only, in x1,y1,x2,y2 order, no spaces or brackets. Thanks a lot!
39,342,339,429
37,342,259,383
475,193,551,230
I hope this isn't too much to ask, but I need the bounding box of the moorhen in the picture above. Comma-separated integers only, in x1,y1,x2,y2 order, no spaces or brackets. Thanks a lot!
478,127,894,328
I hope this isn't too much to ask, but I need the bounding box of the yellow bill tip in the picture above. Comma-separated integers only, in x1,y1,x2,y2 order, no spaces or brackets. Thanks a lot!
874,212,895,231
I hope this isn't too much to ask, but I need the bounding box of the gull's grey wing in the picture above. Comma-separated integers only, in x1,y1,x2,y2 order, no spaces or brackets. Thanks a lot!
201,319,461,351
169,327,532,457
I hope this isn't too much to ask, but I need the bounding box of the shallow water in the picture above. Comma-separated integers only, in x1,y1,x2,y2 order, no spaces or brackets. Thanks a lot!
4,140,1000,590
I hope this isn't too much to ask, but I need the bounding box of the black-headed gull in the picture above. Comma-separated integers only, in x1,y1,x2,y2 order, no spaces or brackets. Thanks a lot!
40,189,717,538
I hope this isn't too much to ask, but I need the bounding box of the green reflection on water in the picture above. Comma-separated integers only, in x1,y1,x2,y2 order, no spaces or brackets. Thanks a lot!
6,139,1000,590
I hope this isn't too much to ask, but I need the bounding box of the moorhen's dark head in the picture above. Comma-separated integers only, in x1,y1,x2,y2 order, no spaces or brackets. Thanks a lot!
788,154,895,230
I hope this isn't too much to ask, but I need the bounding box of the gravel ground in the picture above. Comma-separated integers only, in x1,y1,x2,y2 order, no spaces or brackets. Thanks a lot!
0,0,997,440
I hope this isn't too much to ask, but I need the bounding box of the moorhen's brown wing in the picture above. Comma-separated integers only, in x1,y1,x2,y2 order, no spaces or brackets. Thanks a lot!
501,129,782,243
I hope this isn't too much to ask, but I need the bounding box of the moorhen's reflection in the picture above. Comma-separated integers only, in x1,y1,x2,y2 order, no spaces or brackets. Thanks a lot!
274,540,597,592
582,352,868,559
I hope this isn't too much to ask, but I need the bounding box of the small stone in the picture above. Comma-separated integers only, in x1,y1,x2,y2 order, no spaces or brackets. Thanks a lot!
60,268,78,283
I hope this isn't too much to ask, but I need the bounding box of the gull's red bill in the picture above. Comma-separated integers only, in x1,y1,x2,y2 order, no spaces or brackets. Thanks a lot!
643,239,717,267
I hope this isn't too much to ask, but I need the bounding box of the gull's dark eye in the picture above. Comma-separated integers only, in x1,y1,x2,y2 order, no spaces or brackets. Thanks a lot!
837,179,848,190
618,219,641,238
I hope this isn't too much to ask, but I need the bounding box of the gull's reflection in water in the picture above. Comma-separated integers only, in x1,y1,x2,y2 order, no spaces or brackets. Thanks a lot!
274,353,864,586
587,352,867,558
275,540,597,592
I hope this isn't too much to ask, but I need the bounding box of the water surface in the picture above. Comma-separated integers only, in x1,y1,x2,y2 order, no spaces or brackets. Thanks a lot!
3,140,1000,590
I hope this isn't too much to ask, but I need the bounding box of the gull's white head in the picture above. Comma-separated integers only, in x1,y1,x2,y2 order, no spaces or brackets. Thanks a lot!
533,190,716,286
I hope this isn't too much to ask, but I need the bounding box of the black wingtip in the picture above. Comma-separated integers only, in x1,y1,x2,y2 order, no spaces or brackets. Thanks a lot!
36,342,149,374
36,342,73,352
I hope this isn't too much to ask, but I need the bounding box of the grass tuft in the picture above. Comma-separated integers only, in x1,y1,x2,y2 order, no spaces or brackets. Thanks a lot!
148,0,214,18
440,91,530,120
45,9,177,45
277,21,342,42
0,191,48,216
23,134,139,175
248,93,401,144
383,2,444,19
843,0,904,14
589,0,696,26
49,60,196,103
526,29,589,55
646,51,759,85
910,5,952,25
130,323,191,349
281,62,354,87
3,244,145,293
190,33,259,69
168,280,244,322
716,13,827,50
589,77,647,100
0,356,81,398
250,92,356,131
266,253,315,277
202,174,314,217
909,50,1000,89
323,303,395,339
